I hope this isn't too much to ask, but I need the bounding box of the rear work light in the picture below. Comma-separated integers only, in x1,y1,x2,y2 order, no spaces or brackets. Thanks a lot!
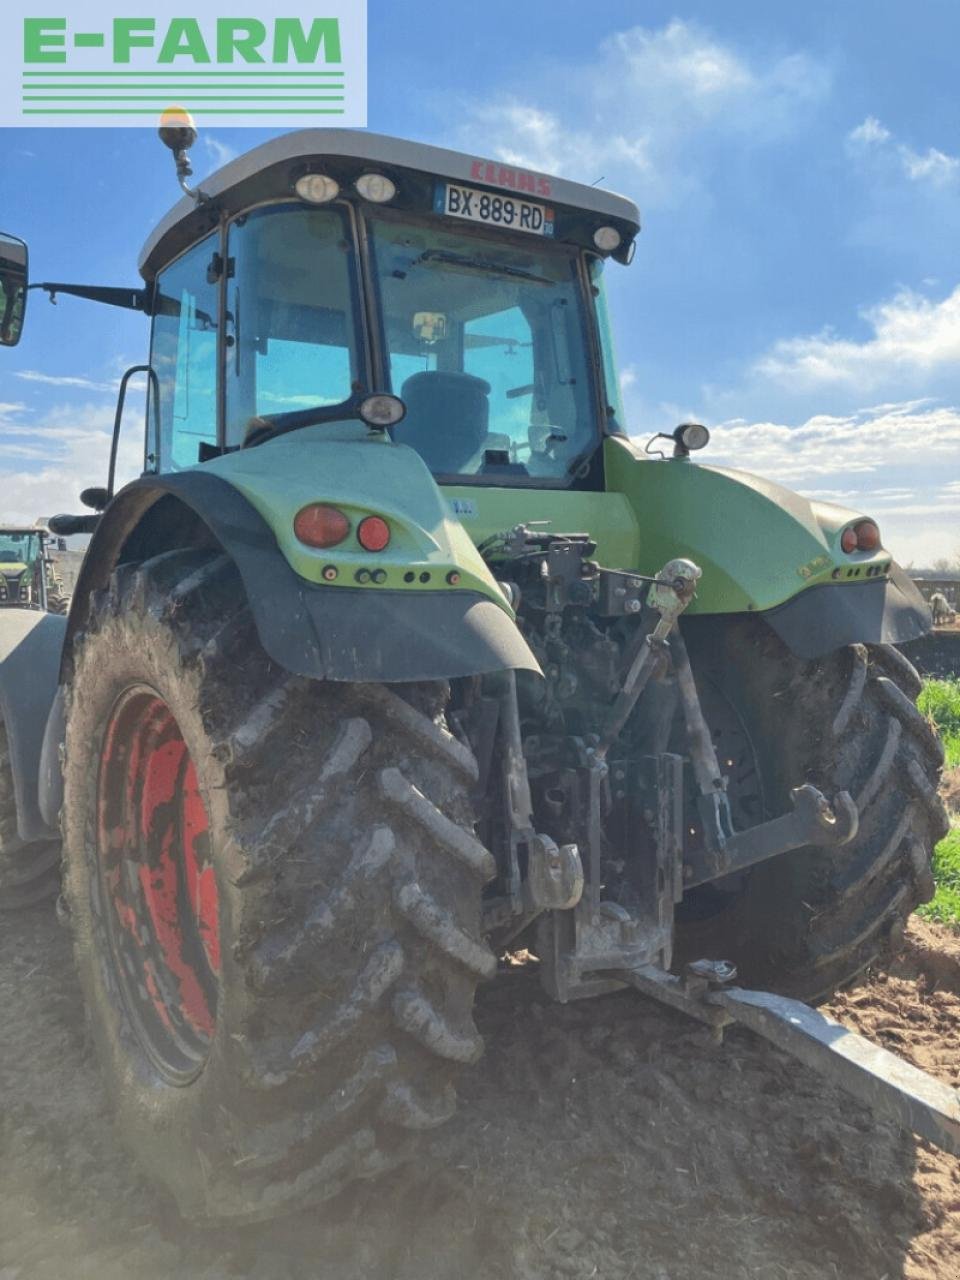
593,226,622,252
357,515,391,552
841,519,881,554
295,173,340,204
294,504,350,548
355,172,396,203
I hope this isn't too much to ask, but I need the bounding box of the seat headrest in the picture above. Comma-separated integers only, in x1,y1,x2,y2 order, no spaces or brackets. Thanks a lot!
396,371,492,473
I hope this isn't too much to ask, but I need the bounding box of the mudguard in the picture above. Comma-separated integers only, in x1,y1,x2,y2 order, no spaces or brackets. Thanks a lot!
63,447,540,685
761,565,931,660
603,436,931,659
0,610,66,842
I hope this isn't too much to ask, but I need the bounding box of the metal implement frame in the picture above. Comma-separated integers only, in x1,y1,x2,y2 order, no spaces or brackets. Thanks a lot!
609,962,960,1159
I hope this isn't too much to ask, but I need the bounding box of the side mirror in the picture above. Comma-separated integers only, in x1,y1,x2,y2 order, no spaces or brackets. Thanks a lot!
80,486,111,512
0,232,28,348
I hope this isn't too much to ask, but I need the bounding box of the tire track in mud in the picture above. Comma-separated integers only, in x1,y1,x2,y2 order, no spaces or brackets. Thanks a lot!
1,903,958,1279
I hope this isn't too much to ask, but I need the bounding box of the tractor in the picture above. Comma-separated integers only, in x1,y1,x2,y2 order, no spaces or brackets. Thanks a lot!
0,119,953,1223
0,525,68,613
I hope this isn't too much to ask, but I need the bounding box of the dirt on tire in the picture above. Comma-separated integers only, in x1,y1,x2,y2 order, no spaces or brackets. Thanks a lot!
2,901,960,1280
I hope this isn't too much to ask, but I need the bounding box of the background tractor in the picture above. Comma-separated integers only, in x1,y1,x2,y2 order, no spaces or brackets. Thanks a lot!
0,121,951,1223
0,525,69,613
0,524,67,906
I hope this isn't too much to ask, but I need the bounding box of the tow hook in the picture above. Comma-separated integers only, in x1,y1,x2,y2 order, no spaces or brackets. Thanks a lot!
522,834,584,912
683,784,859,889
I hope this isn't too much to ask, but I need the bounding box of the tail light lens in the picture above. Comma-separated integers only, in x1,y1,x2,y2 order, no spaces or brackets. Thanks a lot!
294,504,350,548
854,519,881,551
841,519,881,555
357,515,390,552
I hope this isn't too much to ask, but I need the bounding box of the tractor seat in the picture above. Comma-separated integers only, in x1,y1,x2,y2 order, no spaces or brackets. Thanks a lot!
395,371,491,474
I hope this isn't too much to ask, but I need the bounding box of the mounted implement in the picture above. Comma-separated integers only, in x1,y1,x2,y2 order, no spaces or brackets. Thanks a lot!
0,117,951,1222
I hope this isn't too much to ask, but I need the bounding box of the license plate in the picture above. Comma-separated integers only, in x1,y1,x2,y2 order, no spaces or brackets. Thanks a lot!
434,182,555,236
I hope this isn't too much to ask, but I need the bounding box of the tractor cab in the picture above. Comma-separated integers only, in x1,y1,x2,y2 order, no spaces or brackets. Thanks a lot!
136,129,639,491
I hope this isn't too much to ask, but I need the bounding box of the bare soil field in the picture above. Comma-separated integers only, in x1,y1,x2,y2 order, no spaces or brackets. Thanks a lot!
2,903,959,1280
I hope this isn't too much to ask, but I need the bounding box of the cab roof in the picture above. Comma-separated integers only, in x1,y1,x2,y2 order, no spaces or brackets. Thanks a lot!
139,129,641,279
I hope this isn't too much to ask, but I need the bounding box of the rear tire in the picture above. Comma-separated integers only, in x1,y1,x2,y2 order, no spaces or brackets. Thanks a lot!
677,619,949,1002
63,548,495,1223
0,716,59,910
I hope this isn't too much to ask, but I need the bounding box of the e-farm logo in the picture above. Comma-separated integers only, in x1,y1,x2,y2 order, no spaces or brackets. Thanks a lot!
1,3,366,127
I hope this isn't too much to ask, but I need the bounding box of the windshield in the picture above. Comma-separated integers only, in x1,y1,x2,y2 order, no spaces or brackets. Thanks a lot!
367,215,601,483
0,532,40,568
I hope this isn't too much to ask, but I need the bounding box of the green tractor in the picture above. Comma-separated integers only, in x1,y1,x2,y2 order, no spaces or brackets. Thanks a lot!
0,525,68,612
0,120,951,1222
0,525,66,906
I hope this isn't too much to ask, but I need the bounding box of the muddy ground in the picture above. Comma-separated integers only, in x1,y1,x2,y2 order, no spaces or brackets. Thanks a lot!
2,905,959,1280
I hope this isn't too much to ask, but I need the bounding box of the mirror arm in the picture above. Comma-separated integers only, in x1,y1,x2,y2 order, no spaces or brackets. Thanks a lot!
31,282,149,313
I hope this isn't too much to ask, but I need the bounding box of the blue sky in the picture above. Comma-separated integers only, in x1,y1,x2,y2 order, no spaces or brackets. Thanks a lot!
1,0,959,564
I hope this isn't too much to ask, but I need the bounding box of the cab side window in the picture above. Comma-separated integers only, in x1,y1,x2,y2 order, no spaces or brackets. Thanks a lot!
224,206,359,448
150,234,219,470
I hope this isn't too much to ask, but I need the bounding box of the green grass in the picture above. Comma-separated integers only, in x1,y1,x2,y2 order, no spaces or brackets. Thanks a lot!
916,677,960,925
918,826,960,925
918,677,960,768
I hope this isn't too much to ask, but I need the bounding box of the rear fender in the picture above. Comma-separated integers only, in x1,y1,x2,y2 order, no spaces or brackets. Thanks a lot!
604,436,930,658
63,437,539,684
0,610,66,842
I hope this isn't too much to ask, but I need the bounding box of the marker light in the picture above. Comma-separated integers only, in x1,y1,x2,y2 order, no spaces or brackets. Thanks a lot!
593,226,622,252
355,172,396,203
359,393,406,428
357,515,391,552
295,173,340,204
294,504,350,548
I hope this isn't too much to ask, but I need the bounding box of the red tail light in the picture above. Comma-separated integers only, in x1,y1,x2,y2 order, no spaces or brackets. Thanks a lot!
841,520,881,554
294,504,350,548
855,520,881,551
357,515,390,552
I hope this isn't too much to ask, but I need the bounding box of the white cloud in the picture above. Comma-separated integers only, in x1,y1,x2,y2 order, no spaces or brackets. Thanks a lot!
0,399,143,527
901,146,960,186
705,400,960,481
203,135,239,171
846,116,959,188
753,285,960,390
847,116,891,147
14,369,116,393
458,21,829,206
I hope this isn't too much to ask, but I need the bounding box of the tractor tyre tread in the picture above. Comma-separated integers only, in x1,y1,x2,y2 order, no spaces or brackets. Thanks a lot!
62,547,494,1224
678,628,948,1003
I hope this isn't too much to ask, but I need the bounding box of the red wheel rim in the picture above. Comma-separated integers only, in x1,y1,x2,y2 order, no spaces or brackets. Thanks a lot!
97,687,220,1082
